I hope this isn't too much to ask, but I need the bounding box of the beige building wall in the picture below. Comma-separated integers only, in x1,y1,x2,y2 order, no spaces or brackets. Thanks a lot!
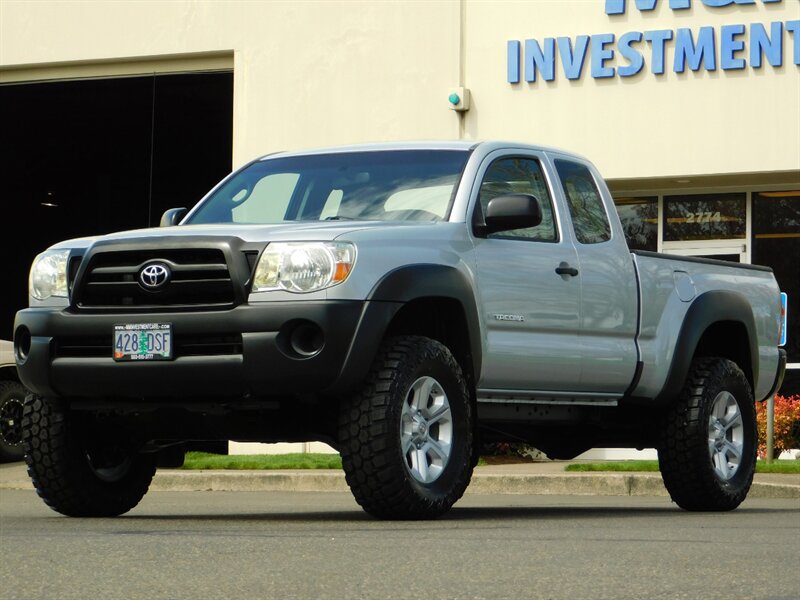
465,0,800,180
2,0,798,180
0,0,462,169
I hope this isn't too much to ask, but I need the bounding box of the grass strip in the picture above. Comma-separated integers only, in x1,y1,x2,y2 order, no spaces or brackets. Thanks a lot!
565,460,800,474
181,452,799,473
565,461,659,472
182,452,343,470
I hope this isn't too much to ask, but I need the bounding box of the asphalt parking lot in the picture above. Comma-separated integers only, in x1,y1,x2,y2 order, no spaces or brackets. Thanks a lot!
1,489,798,600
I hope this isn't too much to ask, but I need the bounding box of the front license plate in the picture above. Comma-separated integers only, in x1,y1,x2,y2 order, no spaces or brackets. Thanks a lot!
113,323,172,361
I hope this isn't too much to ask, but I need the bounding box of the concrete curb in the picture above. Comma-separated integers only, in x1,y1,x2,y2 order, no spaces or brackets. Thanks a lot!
147,471,800,499
3,469,798,500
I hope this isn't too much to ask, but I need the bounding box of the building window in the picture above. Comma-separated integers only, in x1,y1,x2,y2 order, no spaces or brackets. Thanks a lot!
663,193,746,241
614,196,657,251
753,191,800,394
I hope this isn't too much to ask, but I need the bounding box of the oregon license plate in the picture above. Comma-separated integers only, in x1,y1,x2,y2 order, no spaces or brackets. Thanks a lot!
113,323,172,361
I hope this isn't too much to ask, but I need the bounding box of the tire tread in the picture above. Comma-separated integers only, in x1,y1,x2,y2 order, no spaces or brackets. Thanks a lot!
658,357,756,511
22,394,155,517
338,336,473,520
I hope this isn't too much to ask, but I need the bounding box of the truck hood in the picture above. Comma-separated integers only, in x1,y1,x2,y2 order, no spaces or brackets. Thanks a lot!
49,221,439,251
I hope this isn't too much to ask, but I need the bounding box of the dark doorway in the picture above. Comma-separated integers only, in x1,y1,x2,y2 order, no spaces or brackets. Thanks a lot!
753,191,800,396
0,72,233,340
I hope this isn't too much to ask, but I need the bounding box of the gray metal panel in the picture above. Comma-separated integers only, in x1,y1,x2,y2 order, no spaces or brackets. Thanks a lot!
545,153,639,393
468,148,583,391
632,253,782,401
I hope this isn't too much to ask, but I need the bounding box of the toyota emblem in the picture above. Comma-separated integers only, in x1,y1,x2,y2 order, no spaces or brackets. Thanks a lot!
138,262,171,290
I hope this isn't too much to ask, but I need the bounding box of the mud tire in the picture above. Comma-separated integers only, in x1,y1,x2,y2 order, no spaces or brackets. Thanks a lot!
658,357,756,512
338,336,474,520
22,394,156,517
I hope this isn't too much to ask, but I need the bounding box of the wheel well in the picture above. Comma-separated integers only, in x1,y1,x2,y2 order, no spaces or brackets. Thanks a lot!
694,321,753,388
384,297,474,385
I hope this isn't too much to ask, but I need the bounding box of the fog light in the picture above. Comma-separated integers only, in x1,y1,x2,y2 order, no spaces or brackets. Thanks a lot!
290,322,324,357
14,326,31,363
277,320,325,359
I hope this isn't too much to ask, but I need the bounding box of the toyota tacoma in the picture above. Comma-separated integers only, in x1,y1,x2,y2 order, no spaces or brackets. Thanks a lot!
13,141,787,518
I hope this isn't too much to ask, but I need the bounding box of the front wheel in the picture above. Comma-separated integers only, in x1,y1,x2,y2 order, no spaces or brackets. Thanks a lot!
338,336,474,519
658,357,757,511
22,395,156,517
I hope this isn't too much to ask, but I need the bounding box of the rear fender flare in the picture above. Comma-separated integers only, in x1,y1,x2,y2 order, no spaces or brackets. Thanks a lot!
655,290,757,404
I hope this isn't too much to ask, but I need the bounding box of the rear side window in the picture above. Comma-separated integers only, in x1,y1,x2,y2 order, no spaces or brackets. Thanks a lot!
555,159,611,244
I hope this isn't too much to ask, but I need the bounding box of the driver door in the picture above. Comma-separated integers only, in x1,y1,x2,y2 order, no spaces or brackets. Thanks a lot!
472,153,582,393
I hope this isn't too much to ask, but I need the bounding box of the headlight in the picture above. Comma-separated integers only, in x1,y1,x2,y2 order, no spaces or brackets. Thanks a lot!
253,242,355,293
30,249,70,301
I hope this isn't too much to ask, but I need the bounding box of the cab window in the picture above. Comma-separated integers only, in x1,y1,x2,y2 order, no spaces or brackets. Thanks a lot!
555,159,611,244
476,157,557,242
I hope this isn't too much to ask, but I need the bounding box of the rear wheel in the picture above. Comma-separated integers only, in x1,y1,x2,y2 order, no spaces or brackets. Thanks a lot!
658,357,756,511
0,381,26,462
338,336,474,519
22,394,156,517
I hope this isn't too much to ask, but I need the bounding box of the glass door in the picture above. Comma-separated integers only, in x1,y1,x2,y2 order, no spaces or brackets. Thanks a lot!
662,242,746,263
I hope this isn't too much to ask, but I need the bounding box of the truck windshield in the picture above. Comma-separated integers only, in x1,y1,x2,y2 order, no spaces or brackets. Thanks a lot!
185,150,471,224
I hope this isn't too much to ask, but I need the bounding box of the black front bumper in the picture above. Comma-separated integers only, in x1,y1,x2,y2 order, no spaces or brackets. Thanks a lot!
14,300,401,401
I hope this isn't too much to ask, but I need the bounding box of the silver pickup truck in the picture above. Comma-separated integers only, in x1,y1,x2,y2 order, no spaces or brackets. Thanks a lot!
13,141,786,519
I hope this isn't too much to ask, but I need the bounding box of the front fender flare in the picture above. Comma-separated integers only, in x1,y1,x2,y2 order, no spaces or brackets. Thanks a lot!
328,265,482,396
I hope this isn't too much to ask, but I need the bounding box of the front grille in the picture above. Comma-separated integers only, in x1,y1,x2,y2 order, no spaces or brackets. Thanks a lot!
55,334,243,358
76,249,236,310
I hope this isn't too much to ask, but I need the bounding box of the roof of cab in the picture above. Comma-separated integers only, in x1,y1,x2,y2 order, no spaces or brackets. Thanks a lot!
257,140,586,161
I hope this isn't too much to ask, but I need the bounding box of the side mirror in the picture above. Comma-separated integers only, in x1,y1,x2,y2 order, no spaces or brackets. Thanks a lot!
160,207,188,227
477,194,542,236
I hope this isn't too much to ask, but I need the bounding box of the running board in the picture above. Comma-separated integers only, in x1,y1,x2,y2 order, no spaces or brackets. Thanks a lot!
477,389,620,407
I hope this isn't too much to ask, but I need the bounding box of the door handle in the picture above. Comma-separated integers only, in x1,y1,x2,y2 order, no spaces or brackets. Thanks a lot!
555,263,579,277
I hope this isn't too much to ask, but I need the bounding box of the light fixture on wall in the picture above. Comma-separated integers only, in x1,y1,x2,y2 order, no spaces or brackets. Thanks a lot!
448,87,470,112
41,191,59,207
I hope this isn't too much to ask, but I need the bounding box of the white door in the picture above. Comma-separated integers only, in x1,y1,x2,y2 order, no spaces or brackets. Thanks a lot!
662,240,747,263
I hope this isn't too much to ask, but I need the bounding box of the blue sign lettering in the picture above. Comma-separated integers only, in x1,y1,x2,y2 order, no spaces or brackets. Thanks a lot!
788,21,800,64
507,40,521,83
525,38,555,82
591,34,617,78
643,29,674,74
721,24,747,69
618,31,645,76
557,36,590,80
674,26,717,72
751,22,783,68
507,1,797,87
606,0,779,14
